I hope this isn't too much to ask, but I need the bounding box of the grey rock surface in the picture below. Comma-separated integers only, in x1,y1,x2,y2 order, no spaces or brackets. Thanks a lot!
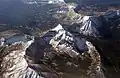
0,34,40,78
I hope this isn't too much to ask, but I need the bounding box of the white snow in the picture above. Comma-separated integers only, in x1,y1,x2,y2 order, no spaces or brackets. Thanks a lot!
51,24,63,32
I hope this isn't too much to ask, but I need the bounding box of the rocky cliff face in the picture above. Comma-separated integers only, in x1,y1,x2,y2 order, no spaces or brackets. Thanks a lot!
40,24,105,78
0,34,35,78
0,24,106,78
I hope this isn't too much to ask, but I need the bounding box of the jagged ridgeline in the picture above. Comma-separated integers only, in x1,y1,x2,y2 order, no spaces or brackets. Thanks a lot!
0,25,105,78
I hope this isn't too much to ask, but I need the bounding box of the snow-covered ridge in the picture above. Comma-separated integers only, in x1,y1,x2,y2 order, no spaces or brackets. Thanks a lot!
41,24,105,78
43,24,91,57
